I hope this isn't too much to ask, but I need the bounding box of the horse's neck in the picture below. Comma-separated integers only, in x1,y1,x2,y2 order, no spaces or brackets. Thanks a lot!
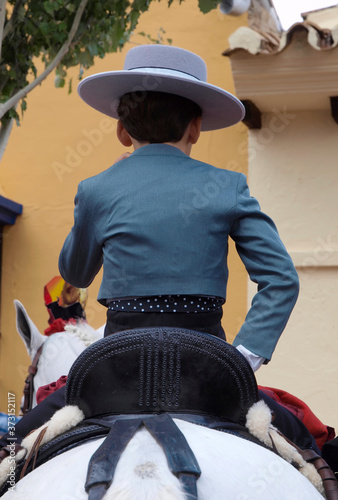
33,333,87,394
32,327,101,408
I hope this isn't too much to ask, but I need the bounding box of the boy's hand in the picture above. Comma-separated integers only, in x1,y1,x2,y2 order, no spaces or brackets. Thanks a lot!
114,152,131,163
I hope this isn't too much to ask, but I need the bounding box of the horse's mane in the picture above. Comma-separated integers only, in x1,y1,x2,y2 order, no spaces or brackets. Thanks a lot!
64,321,102,347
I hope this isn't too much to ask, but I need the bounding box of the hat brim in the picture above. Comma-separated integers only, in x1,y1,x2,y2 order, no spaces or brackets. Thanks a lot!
78,71,245,131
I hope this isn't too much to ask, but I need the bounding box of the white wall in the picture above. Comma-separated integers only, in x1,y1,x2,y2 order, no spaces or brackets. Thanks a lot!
247,109,338,431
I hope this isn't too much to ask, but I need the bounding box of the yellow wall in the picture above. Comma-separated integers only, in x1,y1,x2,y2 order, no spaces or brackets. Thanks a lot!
0,0,248,412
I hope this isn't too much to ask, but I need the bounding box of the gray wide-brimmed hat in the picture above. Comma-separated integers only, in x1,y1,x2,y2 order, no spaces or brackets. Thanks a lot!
77,45,245,131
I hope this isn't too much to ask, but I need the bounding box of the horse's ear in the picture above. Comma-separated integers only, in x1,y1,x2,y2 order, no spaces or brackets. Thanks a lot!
14,300,46,360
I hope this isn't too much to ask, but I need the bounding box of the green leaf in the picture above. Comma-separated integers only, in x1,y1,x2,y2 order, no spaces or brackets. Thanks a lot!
43,1,55,15
68,77,73,94
198,0,219,14
87,42,100,57
8,108,20,126
56,65,67,77
130,10,141,30
78,49,94,68
21,99,27,115
39,21,52,36
65,3,76,13
54,75,65,88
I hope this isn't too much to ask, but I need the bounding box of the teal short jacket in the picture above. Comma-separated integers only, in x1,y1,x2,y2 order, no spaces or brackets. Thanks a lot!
59,144,299,360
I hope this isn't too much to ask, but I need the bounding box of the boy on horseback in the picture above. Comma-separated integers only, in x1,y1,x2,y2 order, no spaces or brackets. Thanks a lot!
58,44,299,372
1,45,323,465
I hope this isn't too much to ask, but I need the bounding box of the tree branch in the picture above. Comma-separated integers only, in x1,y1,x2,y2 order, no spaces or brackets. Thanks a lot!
0,115,14,163
2,0,24,41
0,0,89,120
0,0,7,62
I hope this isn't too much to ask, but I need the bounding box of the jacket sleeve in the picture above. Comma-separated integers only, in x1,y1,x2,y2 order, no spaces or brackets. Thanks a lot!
58,182,103,288
230,174,299,361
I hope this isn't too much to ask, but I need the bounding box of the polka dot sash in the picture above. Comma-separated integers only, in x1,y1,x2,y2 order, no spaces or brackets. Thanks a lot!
108,295,224,313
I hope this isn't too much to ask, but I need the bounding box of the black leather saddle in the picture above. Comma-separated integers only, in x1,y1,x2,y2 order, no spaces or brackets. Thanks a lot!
65,328,259,499
65,327,258,426
1,328,260,500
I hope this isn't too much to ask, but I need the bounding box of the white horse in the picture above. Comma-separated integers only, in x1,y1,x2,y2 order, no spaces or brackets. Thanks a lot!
0,328,327,500
0,419,325,500
15,300,104,410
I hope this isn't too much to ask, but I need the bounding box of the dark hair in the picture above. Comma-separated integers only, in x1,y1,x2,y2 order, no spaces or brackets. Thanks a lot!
117,91,202,143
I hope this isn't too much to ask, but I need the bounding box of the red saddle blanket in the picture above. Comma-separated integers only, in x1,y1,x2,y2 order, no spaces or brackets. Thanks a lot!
259,385,335,450
37,375,68,403
36,378,335,450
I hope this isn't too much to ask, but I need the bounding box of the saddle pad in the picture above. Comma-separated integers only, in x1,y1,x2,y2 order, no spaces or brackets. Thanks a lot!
65,327,258,425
